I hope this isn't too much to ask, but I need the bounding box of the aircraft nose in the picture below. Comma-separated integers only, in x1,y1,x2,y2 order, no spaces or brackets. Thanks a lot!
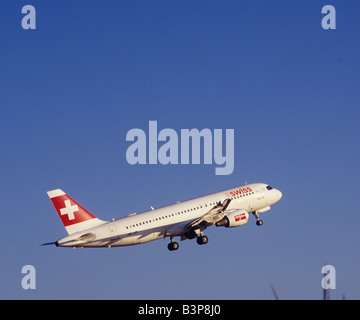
275,189,282,201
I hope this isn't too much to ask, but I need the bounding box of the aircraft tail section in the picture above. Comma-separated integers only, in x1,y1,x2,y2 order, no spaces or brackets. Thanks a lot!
47,189,106,234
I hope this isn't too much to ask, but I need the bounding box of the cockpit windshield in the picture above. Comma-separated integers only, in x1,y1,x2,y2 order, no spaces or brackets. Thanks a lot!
266,185,273,190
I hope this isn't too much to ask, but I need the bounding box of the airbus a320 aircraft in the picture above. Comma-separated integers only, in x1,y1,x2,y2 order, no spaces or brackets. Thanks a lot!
44,183,282,251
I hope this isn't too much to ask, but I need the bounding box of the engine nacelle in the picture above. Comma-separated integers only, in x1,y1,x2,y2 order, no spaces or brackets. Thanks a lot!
215,209,249,228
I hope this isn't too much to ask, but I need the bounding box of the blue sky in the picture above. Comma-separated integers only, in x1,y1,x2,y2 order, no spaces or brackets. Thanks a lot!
1,0,359,299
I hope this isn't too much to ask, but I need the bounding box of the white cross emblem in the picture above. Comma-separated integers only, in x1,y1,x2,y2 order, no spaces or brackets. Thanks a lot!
60,200,79,220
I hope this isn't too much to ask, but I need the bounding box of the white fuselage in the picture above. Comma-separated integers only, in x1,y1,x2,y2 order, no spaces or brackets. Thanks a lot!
56,183,282,248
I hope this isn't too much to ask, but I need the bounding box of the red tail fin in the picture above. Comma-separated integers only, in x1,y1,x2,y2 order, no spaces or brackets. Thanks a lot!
47,189,106,234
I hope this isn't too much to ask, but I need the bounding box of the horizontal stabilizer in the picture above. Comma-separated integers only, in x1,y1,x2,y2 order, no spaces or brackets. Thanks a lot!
40,241,57,246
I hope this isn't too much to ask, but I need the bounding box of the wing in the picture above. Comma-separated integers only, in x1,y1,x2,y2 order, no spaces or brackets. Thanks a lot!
187,198,232,228
166,199,232,237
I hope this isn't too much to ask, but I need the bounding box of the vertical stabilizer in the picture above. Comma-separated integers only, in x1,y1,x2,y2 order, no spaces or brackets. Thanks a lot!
47,189,106,234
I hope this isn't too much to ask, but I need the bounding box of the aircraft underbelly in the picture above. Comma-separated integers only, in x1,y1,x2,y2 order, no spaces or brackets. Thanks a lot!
112,229,164,246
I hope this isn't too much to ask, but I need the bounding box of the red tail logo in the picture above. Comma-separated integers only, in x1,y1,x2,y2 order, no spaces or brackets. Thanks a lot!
48,190,96,227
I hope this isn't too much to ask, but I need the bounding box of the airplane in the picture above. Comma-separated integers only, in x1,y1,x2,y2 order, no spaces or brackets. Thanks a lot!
43,183,282,251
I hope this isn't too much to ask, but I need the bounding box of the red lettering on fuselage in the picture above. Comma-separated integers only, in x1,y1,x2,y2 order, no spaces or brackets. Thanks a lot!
229,187,253,197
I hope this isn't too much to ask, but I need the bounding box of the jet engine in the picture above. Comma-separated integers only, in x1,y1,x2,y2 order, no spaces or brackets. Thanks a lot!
215,209,249,228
